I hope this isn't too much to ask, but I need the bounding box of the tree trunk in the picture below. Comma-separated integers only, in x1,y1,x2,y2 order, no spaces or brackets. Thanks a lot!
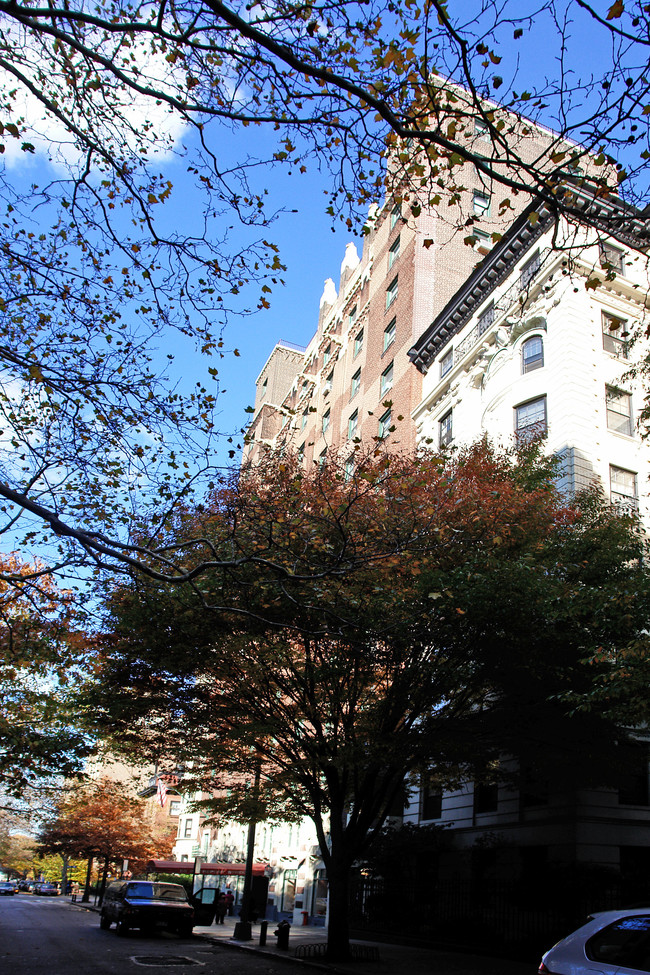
325,864,352,961
99,855,110,904
81,856,93,903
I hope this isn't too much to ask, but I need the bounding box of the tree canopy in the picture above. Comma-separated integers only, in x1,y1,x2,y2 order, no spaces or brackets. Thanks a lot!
87,442,650,959
0,0,650,582
0,553,92,794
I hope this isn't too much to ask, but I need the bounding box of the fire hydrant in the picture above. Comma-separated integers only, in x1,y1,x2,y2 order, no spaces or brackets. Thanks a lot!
274,919,291,950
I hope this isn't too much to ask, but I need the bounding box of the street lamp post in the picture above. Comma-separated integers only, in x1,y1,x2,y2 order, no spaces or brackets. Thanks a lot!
232,760,262,942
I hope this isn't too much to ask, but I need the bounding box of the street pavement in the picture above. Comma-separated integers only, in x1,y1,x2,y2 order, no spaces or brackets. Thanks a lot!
72,899,537,975
190,913,537,975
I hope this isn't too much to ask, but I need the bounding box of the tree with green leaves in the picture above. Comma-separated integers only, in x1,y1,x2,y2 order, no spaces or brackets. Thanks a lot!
0,0,650,582
0,553,92,794
87,442,650,960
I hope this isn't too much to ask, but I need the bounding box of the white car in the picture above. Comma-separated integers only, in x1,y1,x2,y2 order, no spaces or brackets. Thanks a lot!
540,908,650,975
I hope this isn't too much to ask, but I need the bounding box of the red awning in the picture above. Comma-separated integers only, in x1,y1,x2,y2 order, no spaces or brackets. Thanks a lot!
146,860,268,876
200,862,268,876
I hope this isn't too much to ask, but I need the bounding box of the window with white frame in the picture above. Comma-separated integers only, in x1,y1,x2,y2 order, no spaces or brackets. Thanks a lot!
389,236,400,269
301,408,308,430
522,335,544,373
322,409,330,435
298,442,305,462
600,242,625,274
439,410,453,447
440,348,453,378
473,228,491,253
602,311,629,358
348,305,357,326
390,202,401,229
318,448,327,467
515,396,547,442
323,343,331,366
261,377,268,399
606,386,633,436
183,818,193,838
380,360,394,395
474,117,489,139
353,328,364,358
348,409,359,440
344,457,355,481
350,368,361,398
473,190,491,216
169,800,180,817
378,409,392,439
610,465,638,511
384,318,396,352
386,276,398,309
324,370,334,394
520,250,540,289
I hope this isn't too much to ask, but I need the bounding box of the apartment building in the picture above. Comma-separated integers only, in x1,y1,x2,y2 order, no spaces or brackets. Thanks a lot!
405,190,650,882
244,112,559,464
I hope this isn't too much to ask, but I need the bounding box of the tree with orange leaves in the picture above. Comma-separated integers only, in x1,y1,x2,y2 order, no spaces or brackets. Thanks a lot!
38,777,173,898
0,554,91,793
89,441,650,960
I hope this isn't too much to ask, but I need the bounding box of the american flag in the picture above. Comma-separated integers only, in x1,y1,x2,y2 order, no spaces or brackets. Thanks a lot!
156,777,168,807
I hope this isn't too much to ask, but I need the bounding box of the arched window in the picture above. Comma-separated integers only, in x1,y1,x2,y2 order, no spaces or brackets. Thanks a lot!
522,335,544,373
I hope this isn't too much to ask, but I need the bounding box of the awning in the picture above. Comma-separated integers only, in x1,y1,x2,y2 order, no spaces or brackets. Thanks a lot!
146,860,268,877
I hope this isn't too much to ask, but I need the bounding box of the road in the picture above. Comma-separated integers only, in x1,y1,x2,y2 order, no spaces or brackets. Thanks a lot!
0,893,287,975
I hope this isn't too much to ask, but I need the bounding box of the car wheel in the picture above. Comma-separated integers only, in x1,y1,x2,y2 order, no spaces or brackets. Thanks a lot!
116,919,129,936
100,913,111,930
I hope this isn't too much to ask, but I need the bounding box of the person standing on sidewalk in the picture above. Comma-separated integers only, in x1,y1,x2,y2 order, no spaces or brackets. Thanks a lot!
225,889,235,916
216,893,228,924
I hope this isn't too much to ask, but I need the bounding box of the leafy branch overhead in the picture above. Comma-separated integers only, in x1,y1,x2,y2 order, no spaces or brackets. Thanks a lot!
0,0,649,577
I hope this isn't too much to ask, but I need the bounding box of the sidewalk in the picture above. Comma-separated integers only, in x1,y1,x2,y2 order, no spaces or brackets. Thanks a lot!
191,914,535,975
74,900,535,975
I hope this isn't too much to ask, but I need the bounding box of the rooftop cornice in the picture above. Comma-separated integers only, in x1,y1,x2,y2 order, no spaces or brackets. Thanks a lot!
408,186,650,374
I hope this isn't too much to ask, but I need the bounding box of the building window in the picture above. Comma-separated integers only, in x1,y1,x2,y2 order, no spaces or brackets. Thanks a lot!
439,409,453,447
378,409,392,440
353,329,364,358
261,377,268,399
515,396,547,442
348,304,357,325
440,348,453,378
318,448,327,467
344,457,355,481
473,228,491,254
420,777,442,820
610,465,638,511
600,241,625,274
389,236,400,269
473,190,491,216
520,250,540,289
183,818,193,838
322,409,330,435
606,386,633,436
477,303,494,335
323,343,331,366
301,408,308,430
169,800,181,817
348,409,358,440
619,745,649,805
390,202,401,229
474,782,498,815
350,368,361,399
474,117,489,139
298,442,305,462
522,335,544,373
380,360,394,396
386,276,398,309
324,370,334,394
384,318,396,352
602,311,629,358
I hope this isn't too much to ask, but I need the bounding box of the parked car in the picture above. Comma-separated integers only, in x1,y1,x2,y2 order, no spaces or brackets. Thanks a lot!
0,881,16,896
99,881,194,937
34,883,60,896
539,908,650,975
